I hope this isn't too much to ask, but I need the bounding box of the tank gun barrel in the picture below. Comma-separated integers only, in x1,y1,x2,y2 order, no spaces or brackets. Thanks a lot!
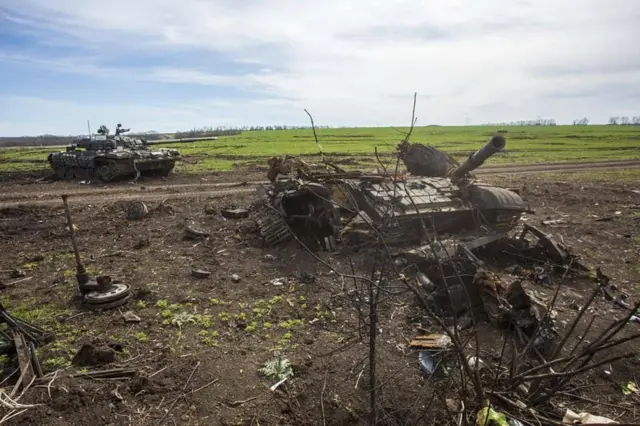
449,135,506,178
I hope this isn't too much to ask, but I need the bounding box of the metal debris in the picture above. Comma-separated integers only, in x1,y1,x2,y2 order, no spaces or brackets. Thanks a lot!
126,201,148,220
409,334,452,349
62,195,131,309
221,208,250,219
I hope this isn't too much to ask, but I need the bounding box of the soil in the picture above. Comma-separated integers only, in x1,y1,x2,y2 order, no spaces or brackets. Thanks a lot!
0,166,639,425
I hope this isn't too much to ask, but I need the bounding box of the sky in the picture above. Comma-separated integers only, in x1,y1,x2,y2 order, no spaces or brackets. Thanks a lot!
1,0,639,136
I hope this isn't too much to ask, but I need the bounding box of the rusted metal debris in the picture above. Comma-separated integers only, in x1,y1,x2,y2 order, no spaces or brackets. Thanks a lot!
409,334,453,350
255,136,592,356
61,195,131,310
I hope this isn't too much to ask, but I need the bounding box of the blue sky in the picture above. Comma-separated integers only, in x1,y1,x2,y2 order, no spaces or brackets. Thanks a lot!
1,0,639,136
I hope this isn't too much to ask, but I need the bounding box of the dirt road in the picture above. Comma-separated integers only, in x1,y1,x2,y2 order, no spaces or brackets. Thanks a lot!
1,159,638,208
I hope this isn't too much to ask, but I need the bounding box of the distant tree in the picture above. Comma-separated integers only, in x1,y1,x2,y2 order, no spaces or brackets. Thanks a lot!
573,117,589,125
620,116,630,125
633,116,640,125
608,117,619,125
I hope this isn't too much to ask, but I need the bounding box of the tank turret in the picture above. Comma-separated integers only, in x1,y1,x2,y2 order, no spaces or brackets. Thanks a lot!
449,135,505,178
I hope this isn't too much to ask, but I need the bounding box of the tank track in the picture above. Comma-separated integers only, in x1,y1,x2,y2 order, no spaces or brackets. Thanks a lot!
255,202,292,246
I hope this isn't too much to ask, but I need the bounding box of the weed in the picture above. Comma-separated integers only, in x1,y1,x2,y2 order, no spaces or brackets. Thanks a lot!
155,299,169,309
259,356,293,381
44,356,71,369
134,332,148,343
279,319,304,330
136,300,148,309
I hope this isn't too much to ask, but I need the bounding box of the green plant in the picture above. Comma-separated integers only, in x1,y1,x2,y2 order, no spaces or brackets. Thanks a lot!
44,356,71,368
136,300,148,308
245,321,258,333
170,312,197,328
134,332,148,342
155,299,169,308
279,319,304,330
258,356,293,381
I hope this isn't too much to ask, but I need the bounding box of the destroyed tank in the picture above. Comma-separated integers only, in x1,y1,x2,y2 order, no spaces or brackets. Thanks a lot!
339,135,527,244
47,125,180,182
257,135,527,250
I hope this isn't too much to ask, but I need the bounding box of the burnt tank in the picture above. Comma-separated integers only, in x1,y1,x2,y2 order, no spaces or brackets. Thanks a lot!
47,124,180,182
257,135,526,249
339,135,526,245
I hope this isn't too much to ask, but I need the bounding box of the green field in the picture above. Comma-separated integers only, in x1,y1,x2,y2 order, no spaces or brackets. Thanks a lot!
1,125,639,173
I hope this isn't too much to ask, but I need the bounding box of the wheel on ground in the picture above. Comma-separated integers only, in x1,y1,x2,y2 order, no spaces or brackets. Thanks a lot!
97,164,113,182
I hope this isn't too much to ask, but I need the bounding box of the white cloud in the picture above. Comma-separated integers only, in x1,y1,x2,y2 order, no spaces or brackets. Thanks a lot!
1,0,640,134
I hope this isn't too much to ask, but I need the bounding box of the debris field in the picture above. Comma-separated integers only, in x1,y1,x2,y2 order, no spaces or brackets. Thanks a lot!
0,138,639,426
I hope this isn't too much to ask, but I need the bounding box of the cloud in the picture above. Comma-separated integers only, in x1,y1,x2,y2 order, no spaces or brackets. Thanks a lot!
1,0,639,135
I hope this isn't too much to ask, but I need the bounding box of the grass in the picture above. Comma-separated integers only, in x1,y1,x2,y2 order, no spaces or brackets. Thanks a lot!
1,125,639,173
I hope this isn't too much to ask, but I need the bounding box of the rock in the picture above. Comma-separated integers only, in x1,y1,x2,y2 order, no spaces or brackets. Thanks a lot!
10,269,25,279
231,274,241,283
27,254,45,262
204,205,217,215
221,208,250,219
107,341,126,352
72,343,115,367
264,254,275,261
122,311,141,323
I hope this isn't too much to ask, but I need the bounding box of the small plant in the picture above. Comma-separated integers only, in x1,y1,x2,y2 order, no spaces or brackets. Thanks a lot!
44,357,71,368
217,312,230,321
210,298,227,305
279,319,304,330
135,300,148,309
263,322,273,329
259,356,293,381
21,262,39,271
0,355,11,366
134,332,148,343
245,321,258,333
156,299,169,308
161,310,172,318
195,314,213,328
170,312,197,328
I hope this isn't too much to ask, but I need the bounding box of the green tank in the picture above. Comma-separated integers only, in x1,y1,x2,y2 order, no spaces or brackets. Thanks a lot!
47,124,180,182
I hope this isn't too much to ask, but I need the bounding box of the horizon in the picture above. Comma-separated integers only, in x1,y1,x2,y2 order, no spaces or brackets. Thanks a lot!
1,1,639,137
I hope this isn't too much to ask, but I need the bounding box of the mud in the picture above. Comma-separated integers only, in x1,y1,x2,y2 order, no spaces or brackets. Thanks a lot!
0,169,639,425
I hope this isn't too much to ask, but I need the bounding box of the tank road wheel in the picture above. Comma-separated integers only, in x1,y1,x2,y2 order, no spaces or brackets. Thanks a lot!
97,164,113,182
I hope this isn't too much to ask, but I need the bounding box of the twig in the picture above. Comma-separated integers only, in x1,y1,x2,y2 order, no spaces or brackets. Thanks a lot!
188,378,219,395
304,109,323,162
156,361,201,425
224,396,258,407
183,361,200,392
150,366,168,378
321,369,328,426
0,408,28,424
46,369,61,399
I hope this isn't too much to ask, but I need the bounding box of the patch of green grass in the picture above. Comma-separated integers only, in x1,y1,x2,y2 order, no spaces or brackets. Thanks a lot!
3,125,639,174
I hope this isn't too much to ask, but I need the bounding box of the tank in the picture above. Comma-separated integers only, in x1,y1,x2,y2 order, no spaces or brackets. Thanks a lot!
256,135,526,249
47,124,180,182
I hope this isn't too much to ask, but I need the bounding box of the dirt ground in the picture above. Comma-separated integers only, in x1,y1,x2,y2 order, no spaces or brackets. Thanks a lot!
0,167,639,426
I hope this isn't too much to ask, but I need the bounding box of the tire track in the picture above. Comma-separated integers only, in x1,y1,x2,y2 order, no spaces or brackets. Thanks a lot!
1,159,638,208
